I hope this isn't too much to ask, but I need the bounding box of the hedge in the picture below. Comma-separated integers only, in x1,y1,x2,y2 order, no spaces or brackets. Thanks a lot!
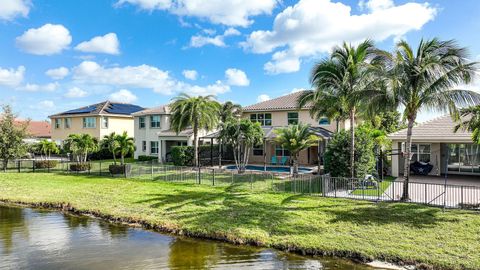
34,160,58,169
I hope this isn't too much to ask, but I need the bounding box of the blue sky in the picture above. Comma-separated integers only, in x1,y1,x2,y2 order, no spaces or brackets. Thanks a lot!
1,0,479,121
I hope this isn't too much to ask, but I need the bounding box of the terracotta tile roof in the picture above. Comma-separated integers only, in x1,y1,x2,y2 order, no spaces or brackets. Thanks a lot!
15,120,51,138
132,105,170,116
243,91,312,112
388,115,473,142
49,101,144,118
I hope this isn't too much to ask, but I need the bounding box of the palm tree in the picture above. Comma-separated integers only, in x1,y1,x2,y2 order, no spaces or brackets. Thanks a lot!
114,131,135,165
64,134,98,163
220,101,242,123
297,89,349,132
306,40,379,177
274,124,319,175
36,140,59,160
367,38,480,200
170,93,221,167
454,105,480,144
101,132,119,165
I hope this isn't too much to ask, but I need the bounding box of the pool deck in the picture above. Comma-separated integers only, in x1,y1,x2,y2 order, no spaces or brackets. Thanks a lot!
218,164,319,175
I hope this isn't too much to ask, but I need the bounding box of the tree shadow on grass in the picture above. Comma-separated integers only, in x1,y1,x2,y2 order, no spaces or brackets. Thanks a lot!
324,202,460,228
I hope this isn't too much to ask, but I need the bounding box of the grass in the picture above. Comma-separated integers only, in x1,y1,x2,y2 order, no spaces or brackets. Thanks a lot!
351,176,396,196
0,173,480,269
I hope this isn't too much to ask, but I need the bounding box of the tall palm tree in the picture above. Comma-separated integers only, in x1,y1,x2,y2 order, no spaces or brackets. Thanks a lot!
101,132,119,165
297,89,349,132
274,124,319,175
454,105,480,144
64,134,98,163
115,131,135,165
220,101,242,123
306,40,379,177
367,38,480,200
170,93,221,166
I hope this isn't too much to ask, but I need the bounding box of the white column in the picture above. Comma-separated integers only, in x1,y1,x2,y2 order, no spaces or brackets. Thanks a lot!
161,140,167,163
391,141,399,177
157,139,162,163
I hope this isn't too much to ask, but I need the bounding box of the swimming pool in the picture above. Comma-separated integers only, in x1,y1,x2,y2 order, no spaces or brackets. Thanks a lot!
225,165,313,173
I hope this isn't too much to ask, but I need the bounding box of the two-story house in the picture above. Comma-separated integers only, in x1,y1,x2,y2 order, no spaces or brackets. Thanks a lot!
132,105,211,162
49,101,144,143
241,91,351,166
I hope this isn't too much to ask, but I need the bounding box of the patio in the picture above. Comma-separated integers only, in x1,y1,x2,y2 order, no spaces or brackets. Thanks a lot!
395,175,480,187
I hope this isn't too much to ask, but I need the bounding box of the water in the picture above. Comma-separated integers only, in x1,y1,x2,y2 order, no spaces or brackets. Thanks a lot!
225,165,313,173
0,205,379,270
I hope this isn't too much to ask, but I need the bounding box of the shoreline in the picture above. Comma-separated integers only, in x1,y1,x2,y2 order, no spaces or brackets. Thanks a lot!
0,199,421,270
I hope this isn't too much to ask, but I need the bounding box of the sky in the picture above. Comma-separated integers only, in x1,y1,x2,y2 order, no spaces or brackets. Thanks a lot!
1,0,480,122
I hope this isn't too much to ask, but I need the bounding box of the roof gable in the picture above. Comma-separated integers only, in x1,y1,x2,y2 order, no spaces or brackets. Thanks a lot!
243,91,312,112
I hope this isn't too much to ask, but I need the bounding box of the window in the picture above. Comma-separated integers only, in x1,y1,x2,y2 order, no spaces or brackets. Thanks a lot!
139,117,146,129
447,143,480,173
101,116,109,129
150,115,161,128
319,117,330,125
150,141,159,154
250,113,272,126
253,144,264,156
64,118,71,129
142,141,146,152
83,117,96,128
407,143,431,163
54,118,62,129
275,145,290,157
287,112,299,125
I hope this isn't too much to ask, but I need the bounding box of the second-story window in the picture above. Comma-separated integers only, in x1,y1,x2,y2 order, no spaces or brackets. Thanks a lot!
83,117,96,128
150,115,161,128
54,118,62,129
101,116,109,129
139,117,146,129
287,112,299,125
250,113,272,126
64,118,71,129
319,117,330,125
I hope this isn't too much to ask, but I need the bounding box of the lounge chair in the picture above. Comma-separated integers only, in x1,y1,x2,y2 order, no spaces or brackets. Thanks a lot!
271,156,277,165
280,156,288,165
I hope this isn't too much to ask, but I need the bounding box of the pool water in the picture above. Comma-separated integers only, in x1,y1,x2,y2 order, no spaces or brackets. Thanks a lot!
225,165,313,173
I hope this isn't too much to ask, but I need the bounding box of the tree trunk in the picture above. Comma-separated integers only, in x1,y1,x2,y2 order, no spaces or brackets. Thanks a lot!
401,117,415,201
336,119,340,132
112,147,117,165
121,154,125,165
349,108,356,178
3,159,7,172
292,155,299,176
193,126,199,167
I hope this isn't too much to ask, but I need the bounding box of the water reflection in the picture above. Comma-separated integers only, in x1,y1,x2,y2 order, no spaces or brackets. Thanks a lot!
0,205,379,270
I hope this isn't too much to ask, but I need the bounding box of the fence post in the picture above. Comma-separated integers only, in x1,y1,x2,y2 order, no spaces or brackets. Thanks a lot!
250,172,253,190
198,167,201,185
17,160,20,173
212,169,215,186
461,186,464,208
425,184,427,205
362,178,365,200
99,161,102,176
32,160,35,173
151,160,154,180
334,178,337,198
309,176,312,194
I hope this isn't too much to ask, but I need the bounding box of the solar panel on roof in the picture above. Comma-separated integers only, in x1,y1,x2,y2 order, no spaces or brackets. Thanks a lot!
105,103,144,115
63,105,97,115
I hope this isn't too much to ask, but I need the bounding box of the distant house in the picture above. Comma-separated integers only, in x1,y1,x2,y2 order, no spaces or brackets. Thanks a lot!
132,105,212,162
389,115,480,177
15,119,51,144
239,91,351,166
49,101,144,143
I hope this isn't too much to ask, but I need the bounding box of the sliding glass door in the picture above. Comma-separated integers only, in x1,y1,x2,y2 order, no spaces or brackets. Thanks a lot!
447,143,480,174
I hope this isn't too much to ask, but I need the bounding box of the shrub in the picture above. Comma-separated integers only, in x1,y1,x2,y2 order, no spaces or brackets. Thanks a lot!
108,164,131,175
324,125,376,178
34,160,58,169
171,146,193,166
70,163,91,172
137,155,158,162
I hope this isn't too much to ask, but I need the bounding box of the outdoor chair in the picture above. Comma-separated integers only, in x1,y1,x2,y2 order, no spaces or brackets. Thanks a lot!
280,156,288,165
271,156,277,165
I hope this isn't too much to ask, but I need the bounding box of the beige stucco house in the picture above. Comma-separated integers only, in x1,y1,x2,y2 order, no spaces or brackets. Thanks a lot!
389,115,480,177
240,91,351,166
49,101,144,143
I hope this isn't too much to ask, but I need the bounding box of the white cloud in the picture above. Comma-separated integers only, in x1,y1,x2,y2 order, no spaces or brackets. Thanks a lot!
109,89,138,103
189,28,241,48
225,68,249,86
75,33,120,55
16,24,72,55
19,82,59,92
243,0,437,74
116,0,277,27
257,94,270,103
182,69,198,80
72,61,230,96
0,0,30,21
64,87,88,98
36,100,55,109
0,66,25,87
45,67,69,80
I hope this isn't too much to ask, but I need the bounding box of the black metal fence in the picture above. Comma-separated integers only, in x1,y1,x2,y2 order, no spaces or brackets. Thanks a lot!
1,159,479,210
0,159,116,176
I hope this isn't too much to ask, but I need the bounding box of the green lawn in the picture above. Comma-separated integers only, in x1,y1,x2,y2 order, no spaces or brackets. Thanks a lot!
351,176,396,196
0,173,479,269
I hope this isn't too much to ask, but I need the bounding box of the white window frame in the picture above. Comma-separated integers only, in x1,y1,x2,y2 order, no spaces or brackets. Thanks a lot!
83,117,96,129
250,113,272,126
403,143,431,163
150,115,161,128
64,118,71,129
139,117,146,129
142,141,147,152
54,118,62,129
287,112,299,125
101,116,109,129
150,141,159,154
